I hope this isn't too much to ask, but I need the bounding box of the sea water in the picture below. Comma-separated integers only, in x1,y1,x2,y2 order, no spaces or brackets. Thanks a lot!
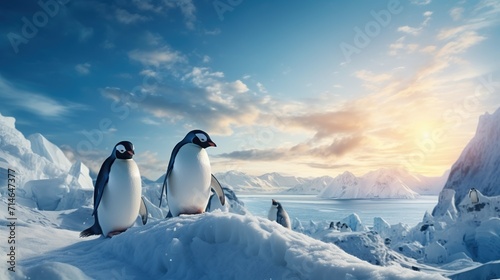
239,194,438,228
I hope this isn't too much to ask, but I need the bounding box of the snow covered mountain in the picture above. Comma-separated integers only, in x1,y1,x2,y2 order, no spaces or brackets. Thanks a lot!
283,175,335,194
317,168,446,199
215,168,445,197
214,170,289,193
0,113,94,211
433,108,500,215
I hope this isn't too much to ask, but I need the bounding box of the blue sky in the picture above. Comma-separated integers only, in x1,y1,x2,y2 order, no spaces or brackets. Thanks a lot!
1,0,500,179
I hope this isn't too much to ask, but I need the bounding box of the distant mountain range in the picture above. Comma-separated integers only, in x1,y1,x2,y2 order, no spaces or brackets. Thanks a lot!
210,168,448,198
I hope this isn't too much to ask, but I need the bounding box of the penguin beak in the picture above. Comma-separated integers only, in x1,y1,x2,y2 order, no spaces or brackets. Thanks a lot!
127,150,135,155
208,141,216,147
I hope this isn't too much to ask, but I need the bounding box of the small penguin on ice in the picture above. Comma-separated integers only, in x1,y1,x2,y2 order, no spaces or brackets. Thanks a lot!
468,188,479,204
80,141,148,238
268,199,291,229
159,130,225,217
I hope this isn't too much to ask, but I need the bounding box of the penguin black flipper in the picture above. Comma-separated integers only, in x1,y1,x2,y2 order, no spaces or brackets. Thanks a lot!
159,139,187,207
276,211,286,227
80,213,103,237
210,174,225,206
92,156,115,216
139,196,148,225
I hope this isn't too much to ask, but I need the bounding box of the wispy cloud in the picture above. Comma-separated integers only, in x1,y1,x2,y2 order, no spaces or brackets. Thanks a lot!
115,8,149,24
75,63,91,75
450,7,464,21
128,47,186,68
397,10,433,36
0,75,85,118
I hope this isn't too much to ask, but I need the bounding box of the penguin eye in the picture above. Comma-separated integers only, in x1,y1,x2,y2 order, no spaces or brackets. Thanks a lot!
195,133,207,142
116,144,126,153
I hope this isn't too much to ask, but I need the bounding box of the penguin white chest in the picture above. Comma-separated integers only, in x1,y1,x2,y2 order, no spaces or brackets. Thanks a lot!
168,144,212,216
268,206,278,221
98,159,141,236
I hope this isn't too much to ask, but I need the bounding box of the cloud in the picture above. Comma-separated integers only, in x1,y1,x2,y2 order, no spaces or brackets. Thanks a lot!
115,8,148,24
410,0,431,5
134,150,167,180
0,75,84,118
141,117,162,126
218,134,365,163
397,10,433,36
354,70,391,84
75,63,91,75
101,67,265,134
256,82,267,93
176,0,196,30
202,55,211,63
128,47,186,68
450,7,464,21
398,25,422,36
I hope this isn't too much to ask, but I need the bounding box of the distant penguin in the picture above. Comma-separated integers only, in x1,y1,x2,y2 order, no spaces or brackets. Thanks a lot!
469,188,479,204
159,130,225,217
268,199,291,229
80,141,148,238
336,221,341,230
340,223,351,232
329,222,335,229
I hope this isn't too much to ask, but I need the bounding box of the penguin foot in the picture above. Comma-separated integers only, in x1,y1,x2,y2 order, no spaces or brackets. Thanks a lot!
80,223,102,238
107,230,126,237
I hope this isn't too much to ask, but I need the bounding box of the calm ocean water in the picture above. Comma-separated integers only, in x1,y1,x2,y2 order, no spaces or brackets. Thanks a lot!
239,194,439,228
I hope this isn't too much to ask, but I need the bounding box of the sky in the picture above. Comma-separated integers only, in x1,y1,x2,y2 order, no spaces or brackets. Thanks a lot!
1,0,500,180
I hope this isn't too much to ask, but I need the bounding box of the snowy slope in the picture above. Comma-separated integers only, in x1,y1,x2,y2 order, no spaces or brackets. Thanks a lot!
0,113,94,211
434,108,500,214
28,133,72,172
1,200,446,280
319,168,420,199
257,172,306,189
284,175,335,194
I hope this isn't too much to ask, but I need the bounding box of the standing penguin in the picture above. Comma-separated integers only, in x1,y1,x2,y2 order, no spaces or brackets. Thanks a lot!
80,141,148,238
268,199,291,229
469,188,479,204
160,130,225,217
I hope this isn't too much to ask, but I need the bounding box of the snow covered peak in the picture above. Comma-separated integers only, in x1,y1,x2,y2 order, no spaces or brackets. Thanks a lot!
29,133,73,172
434,108,500,213
319,168,420,199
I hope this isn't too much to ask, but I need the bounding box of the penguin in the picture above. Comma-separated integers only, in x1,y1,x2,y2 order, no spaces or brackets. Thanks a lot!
206,175,228,212
340,223,351,232
468,188,479,204
159,130,225,217
80,141,148,238
268,199,291,229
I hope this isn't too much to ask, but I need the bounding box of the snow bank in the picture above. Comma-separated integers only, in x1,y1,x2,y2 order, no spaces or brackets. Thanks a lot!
17,212,445,280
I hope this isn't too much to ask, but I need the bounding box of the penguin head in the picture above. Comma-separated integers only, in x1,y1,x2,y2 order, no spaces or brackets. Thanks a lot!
186,130,216,149
114,141,135,159
271,199,281,208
